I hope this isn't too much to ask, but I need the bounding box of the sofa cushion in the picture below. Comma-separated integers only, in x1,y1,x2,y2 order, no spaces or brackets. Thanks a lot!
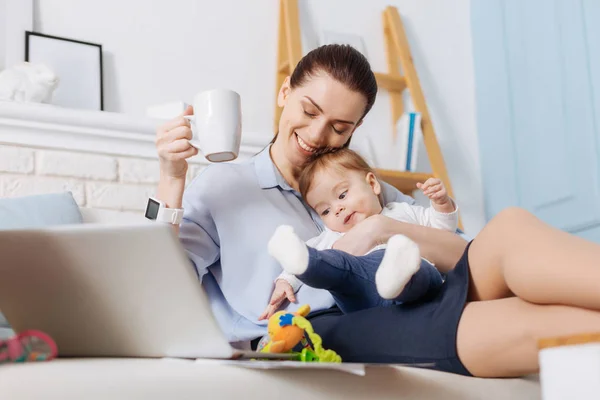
0,192,83,330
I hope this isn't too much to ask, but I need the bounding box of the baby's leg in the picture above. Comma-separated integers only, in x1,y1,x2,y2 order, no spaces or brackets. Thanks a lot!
392,258,444,303
268,225,390,313
297,249,393,313
375,234,423,299
268,225,309,275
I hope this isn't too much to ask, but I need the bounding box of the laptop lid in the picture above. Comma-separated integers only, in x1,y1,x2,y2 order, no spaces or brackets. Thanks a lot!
0,223,240,359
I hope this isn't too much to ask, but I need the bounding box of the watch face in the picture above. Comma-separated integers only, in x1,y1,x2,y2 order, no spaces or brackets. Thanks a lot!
145,198,160,220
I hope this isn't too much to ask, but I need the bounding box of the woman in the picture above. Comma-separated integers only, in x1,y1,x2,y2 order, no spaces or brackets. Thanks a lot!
155,44,600,378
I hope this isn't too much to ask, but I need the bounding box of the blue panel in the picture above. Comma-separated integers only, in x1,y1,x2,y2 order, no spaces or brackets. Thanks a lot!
535,0,600,232
583,0,600,183
582,0,600,242
575,224,600,243
505,0,569,210
471,0,518,220
472,0,600,240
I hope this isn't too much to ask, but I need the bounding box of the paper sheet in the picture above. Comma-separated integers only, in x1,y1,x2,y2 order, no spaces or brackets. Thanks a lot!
161,358,437,377
192,358,367,376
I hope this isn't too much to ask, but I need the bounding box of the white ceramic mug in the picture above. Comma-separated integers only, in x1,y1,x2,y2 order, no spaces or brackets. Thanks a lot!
184,89,242,162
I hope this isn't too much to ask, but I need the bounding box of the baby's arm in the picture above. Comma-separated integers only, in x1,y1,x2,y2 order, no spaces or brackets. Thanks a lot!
416,177,455,212
415,177,458,231
385,202,459,232
275,272,303,292
421,202,458,231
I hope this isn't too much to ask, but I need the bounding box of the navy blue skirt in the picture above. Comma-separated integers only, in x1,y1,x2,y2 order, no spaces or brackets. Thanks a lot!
308,242,473,376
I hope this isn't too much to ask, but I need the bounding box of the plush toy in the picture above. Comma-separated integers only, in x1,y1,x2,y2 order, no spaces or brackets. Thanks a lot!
258,304,341,363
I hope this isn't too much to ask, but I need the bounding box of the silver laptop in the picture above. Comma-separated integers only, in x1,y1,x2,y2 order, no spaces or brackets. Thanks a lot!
0,223,293,360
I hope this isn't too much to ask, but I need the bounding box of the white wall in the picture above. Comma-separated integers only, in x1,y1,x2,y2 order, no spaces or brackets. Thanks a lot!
2,0,33,69
31,0,485,234
0,0,5,70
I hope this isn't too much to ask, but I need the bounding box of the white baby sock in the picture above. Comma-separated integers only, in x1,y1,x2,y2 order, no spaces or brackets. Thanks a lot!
375,234,422,300
268,225,309,275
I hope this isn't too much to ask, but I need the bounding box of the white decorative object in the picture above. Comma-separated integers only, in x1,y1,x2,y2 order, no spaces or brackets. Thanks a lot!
0,62,59,103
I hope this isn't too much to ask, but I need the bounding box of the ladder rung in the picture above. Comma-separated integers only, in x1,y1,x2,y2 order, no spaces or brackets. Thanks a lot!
374,73,407,92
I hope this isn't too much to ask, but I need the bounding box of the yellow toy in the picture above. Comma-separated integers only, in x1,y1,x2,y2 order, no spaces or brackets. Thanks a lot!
259,304,341,363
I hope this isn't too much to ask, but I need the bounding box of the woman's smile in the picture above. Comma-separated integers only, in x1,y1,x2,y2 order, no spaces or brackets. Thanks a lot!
294,132,318,154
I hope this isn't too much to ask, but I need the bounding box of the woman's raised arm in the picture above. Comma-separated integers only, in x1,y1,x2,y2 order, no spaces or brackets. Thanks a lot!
155,106,199,235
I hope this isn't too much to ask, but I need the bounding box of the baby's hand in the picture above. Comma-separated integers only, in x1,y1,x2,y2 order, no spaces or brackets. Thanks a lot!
258,279,296,321
417,178,450,205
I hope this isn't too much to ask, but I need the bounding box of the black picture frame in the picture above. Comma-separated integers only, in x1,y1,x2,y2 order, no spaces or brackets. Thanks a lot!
25,31,104,111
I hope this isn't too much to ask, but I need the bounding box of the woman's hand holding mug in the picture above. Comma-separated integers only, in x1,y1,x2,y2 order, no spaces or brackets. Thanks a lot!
156,89,242,179
156,105,199,180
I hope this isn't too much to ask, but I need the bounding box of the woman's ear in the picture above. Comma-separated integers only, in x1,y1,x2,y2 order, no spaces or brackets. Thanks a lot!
366,172,381,196
277,76,292,107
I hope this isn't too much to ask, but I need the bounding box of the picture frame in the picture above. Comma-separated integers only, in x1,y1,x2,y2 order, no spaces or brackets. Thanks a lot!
25,31,103,111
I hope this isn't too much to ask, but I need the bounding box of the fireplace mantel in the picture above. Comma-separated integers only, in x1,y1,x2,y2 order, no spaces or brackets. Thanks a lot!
0,101,268,161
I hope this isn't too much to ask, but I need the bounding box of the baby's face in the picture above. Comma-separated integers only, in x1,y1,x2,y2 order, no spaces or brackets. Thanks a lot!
306,168,383,233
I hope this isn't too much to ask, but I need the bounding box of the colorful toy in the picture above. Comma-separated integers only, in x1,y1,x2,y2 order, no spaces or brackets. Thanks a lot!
0,330,57,364
258,304,341,363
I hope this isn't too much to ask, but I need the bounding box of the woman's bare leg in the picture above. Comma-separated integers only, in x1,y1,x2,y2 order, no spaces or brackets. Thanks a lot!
467,207,600,309
456,298,600,377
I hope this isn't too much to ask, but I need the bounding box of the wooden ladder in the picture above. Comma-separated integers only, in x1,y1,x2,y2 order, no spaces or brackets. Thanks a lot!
274,1,461,228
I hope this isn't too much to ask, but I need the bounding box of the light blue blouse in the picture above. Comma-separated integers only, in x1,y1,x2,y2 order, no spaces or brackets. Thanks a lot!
180,145,415,342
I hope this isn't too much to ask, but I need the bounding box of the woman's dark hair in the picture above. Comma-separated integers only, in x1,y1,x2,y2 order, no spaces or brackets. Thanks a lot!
290,44,378,119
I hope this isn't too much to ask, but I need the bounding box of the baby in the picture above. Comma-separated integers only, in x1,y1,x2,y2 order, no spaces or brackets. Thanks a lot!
265,148,459,316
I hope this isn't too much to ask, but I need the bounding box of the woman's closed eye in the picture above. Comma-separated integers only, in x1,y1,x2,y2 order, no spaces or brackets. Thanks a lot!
333,126,346,135
303,109,347,134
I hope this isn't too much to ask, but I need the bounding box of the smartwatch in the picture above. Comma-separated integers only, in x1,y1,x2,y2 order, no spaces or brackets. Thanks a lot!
145,197,184,225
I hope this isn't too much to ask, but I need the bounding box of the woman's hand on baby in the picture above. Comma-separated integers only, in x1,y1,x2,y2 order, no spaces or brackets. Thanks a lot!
155,105,199,180
258,279,297,321
332,214,388,256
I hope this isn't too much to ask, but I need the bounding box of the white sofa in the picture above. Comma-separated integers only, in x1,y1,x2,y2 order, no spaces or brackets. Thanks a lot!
0,207,542,399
